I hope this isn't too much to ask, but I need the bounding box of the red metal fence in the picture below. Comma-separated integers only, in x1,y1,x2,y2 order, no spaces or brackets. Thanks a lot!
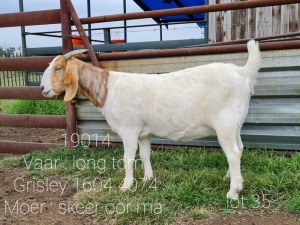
0,87,65,154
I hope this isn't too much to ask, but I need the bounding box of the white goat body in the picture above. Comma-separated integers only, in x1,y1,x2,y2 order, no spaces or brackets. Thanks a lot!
41,40,261,199
104,63,250,141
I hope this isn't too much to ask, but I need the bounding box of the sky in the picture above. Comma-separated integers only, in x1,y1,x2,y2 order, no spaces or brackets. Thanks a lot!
0,0,204,52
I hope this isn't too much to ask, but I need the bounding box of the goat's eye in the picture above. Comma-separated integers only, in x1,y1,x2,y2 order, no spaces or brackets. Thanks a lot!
55,67,62,72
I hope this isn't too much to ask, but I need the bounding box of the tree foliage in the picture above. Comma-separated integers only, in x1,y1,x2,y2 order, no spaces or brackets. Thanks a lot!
0,46,16,56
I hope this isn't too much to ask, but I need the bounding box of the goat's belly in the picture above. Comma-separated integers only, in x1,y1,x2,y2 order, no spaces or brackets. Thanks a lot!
148,125,216,142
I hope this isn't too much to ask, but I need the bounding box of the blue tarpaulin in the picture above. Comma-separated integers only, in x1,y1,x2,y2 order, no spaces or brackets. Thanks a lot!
133,0,206,23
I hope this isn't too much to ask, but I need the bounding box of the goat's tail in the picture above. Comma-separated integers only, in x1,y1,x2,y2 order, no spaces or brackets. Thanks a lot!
244,40,261,85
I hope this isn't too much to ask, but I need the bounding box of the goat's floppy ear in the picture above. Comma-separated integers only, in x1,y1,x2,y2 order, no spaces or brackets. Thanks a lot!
64,59,79,102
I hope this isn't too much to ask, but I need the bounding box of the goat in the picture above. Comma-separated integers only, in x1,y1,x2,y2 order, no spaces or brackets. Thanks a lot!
41,40,261,199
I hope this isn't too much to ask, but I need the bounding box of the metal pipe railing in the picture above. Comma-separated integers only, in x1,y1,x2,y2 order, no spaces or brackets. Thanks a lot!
0,114,66,129
0,9,61,27
79,0,300,24
0,141,62,154
94,39,300,61
1,40,300,71
0,56,54,71
0,87,62,100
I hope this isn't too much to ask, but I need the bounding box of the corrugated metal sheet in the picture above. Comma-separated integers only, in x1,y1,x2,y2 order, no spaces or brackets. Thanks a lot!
77,49,300,150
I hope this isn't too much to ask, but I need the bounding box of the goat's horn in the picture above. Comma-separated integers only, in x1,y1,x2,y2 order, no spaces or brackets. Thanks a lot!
63,49,88,59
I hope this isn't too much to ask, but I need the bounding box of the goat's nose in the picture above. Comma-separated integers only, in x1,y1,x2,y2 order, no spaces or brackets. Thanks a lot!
41,86,44,91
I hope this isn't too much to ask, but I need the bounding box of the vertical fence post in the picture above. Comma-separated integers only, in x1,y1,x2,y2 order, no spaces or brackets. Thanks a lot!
60,0,77,148
0,55,1,86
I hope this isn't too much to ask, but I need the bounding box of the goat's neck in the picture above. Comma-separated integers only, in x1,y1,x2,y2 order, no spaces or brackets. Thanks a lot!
77,60,109,108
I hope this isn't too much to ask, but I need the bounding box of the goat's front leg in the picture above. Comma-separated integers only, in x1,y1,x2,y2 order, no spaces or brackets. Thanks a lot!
138,136,154,181
120,134,138,190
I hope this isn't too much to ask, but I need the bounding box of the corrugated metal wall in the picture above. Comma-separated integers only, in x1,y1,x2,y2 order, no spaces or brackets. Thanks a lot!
77,49,300,150
208,1,300,43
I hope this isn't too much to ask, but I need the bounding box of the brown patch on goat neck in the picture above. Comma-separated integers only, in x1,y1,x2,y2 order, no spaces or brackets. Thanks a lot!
77,61,109,108
98,69,109,108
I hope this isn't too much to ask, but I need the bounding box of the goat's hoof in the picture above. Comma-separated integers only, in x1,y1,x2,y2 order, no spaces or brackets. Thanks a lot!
119,179,134,191
142,176,154,182
119,183,130,191
120,187,127,192
226,191,239,200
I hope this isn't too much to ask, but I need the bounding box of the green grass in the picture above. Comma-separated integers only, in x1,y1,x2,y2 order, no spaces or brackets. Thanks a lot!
0,99,65,115
1,147,299,224
0,100,12,112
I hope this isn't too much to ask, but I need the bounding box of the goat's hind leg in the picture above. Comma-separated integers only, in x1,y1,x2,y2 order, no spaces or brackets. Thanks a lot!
217,129,243,200
236,128,244,154
138,136,154,181
224,128,244,180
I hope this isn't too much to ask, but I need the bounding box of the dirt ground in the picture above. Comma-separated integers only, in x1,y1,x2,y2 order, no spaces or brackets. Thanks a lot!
0,127,300,224
0,127,66,144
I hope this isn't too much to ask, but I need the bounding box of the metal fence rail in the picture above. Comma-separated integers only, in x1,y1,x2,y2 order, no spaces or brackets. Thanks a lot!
0,87,65,154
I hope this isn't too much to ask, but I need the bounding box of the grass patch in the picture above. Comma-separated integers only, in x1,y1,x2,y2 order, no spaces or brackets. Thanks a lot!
0,100,65,115
0,155,24,167
2,147,300,224
0,100,12,112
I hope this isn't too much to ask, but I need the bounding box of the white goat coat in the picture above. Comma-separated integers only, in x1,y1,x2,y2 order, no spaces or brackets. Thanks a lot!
101,63,251,141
